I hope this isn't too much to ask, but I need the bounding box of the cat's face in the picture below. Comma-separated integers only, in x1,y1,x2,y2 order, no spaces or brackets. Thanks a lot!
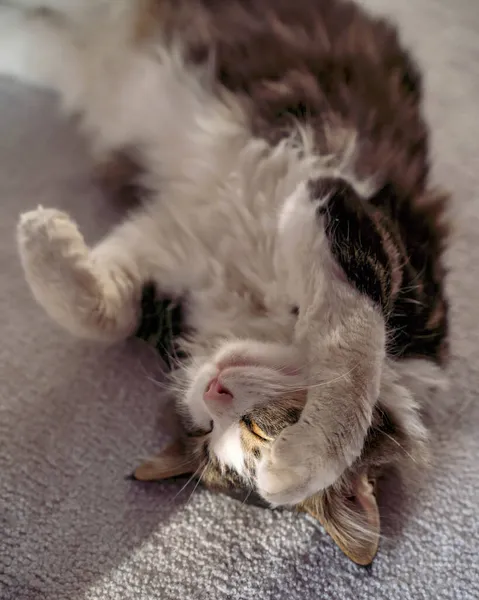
181,340,306,483
134,339,427,565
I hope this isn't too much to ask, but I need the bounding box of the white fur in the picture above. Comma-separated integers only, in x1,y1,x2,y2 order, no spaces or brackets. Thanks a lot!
1,1,437,506
209,424,247,477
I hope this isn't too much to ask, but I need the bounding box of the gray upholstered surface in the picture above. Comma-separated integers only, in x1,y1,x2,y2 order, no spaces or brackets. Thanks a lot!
0,1,478,599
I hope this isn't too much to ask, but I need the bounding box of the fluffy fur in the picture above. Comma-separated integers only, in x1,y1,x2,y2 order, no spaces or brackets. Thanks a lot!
0,0,449,564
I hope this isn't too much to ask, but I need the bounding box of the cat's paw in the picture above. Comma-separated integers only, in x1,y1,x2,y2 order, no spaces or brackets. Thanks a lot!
17,206,139,340
18,206,87,262
18,206,114,339
256,422,343,506
17,206,93,302
17,206,95,330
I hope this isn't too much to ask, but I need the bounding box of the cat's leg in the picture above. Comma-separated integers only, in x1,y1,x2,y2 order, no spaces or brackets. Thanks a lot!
257,293,385,506
17,203,202,342
17,207,142,341
258,180,386,506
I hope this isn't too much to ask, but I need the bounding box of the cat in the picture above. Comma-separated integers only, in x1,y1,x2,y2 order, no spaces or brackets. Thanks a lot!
0,0,450,564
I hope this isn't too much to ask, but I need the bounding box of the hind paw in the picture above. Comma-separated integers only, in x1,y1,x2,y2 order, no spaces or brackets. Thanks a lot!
18,206,87,262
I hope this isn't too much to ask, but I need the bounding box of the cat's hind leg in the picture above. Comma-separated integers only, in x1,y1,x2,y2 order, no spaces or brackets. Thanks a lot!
17,200,204,342
17,207,142,342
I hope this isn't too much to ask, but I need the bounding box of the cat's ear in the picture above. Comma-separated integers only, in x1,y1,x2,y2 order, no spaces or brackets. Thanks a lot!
132,439,200,481
300,473,380,566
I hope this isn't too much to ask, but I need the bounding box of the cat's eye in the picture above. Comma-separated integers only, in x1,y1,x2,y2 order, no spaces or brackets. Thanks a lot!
242,417,273,442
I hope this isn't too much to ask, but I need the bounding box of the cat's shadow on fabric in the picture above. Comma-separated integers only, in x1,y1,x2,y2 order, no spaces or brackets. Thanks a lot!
7,336,198,597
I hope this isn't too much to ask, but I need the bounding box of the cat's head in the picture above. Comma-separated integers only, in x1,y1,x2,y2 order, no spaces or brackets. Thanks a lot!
134,340,428,565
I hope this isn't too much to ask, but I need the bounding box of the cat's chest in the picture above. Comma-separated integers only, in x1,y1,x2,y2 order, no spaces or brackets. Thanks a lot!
186,283,297,346
167,137,319,342
184,205,296,343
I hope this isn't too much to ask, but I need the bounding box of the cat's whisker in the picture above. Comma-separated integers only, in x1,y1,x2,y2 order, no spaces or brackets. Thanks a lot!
241,487,254,506
185,463,209,507
377,430,418,464
136,355,174,392
402,297,426,307
169,461,206,504
143,374,173,392
304,365,361,390
248,364,362,394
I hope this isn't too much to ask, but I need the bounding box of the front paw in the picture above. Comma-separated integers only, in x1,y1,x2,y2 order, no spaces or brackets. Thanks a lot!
256,423,343,506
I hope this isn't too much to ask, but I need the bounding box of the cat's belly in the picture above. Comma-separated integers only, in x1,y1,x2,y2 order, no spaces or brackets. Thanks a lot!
183,257,297,349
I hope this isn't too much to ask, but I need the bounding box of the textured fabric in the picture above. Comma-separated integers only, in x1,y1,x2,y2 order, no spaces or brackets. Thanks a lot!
1,1,478,599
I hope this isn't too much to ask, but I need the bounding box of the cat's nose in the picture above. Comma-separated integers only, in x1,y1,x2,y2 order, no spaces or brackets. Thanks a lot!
204,377,233,403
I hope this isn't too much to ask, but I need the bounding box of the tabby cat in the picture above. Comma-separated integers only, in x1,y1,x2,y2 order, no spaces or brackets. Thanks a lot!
0,0,449,564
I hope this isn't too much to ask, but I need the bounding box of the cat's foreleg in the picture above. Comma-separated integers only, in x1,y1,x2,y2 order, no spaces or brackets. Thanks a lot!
258,291,385,506
260,181,386,505
17,204,202,342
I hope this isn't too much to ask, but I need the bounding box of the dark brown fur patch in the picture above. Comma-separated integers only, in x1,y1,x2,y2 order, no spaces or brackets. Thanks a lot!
94,150,144,210
252,447,261,459
314,178,449,362
147,0,427,191
247,392,307,439
316,177,395,311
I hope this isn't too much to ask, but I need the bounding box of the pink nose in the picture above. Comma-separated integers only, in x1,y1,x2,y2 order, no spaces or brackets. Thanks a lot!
204,377,233,402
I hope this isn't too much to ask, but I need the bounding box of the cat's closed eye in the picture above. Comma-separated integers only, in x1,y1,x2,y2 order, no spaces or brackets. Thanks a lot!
241,416,273,442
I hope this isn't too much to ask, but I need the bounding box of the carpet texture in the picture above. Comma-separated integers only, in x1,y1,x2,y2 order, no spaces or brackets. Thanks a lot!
1,1,478,599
